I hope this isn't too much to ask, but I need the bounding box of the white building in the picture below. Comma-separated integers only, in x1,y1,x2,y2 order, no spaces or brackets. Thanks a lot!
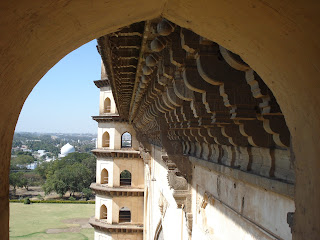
59,143,75,158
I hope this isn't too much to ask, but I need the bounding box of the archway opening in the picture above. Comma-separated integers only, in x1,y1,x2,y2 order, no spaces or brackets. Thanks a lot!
121,132,132,148
104,97,111,113
100,204,107,220
3,2,320,239
102,131,110,148
119,207,131,223
101,168,109,184
120,170,131,186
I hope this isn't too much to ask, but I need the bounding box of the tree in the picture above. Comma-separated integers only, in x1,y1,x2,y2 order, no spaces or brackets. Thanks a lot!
11,154,35,165
9,172,23,193
35,161,50,179
81,154,96,183
20,172,43,190
10,171,42,191
41,152,96,197
43,175,68,197
82,188,93,200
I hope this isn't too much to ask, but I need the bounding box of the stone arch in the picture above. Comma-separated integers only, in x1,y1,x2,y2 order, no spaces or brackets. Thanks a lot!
100,204,107,220
154,220,163,240
0,1,319,239
101,168,109,184
121,132,132,148
104,97,111,113
120,170,132,186
119,207,131,223
102,131,110,148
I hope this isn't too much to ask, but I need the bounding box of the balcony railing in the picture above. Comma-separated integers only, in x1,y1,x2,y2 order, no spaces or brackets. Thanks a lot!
120,178,131,186
104,106,111,113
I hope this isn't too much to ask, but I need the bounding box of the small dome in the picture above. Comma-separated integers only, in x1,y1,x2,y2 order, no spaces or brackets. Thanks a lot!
60,143,75,157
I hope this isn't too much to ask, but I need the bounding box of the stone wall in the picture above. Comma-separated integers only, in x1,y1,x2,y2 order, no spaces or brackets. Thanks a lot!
144,145,294,240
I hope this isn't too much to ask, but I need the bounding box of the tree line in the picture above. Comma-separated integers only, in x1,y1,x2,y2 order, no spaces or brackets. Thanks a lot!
10,152,96,199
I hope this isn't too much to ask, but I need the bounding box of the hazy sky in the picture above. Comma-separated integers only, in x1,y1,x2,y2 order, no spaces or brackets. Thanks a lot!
15,40,101,134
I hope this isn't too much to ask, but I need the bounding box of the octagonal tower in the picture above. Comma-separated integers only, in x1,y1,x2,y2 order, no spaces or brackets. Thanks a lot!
89,67,144,240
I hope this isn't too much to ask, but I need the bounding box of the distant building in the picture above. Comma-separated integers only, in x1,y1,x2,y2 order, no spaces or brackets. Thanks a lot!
59,143,75,158
51,135,58,140
26,162,38,170
45,156,55,162
37,150,46,157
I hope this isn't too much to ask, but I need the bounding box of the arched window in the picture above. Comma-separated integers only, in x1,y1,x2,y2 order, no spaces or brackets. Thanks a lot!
100,204,107,219
120,170,131,186
104,97,111,113
102,131,110,148
119,207,131,223
121,132,132,148
101,169,108,184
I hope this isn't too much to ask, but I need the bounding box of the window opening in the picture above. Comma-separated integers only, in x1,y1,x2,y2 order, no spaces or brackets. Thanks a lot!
102,131,110,148
120,170,131,186
121,132,132,148
119,207,131,223
104,98,111,113
100,204,107,220
101,169,109,184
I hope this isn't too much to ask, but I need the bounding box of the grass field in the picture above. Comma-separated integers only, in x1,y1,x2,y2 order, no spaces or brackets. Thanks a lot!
10,203,95,240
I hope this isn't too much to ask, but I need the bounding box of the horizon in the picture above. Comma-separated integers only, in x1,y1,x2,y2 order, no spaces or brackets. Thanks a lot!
14,131,97,136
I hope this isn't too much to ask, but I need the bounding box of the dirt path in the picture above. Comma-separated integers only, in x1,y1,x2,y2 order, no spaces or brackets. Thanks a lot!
46,218,92,234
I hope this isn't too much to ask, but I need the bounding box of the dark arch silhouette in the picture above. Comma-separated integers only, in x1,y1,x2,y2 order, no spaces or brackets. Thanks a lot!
0,2,319,238
119,207,131,223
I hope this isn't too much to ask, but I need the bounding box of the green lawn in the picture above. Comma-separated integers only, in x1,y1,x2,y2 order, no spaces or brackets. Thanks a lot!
10,203,95,240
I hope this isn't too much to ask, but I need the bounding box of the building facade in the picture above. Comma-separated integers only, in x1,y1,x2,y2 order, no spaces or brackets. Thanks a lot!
95,19,295,240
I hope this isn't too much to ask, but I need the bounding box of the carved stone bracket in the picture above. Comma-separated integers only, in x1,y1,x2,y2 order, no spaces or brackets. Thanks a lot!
162,154,193,237
158,192,169,217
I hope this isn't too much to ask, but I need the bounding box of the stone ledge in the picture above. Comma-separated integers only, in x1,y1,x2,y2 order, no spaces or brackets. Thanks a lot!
89,217,143,233
90,183,144,197
92,115,127,123
93,79,110,88
92,149,141,158
189,156,294,199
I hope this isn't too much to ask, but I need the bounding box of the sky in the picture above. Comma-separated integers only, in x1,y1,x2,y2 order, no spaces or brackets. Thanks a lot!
15,40,101,134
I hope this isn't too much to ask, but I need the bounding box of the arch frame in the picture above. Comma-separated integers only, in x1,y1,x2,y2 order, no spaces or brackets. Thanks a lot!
0,1,319,239
102,130,111,148
154,220,163,240
104,97,111,113
100,168,109,185
100,204,108,220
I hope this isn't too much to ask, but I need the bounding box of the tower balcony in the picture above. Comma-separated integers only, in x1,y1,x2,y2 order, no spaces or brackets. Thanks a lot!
90,183,144,197
92,148,141,158
92,115,124,122
89,217,143,233
94,79,110,88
